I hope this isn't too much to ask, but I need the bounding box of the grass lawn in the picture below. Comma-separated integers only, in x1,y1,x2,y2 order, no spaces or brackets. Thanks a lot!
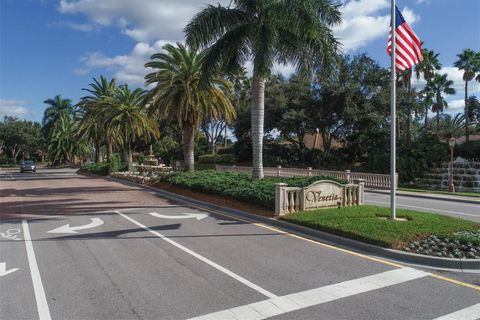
398,187,480,198
280,205,480,249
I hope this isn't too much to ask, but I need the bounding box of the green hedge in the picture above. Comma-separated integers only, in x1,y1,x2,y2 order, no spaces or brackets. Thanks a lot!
154,170,346,210
82,162,109,175
198,153,236,164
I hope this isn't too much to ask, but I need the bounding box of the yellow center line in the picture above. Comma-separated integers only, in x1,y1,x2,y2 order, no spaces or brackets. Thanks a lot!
185,203,480,292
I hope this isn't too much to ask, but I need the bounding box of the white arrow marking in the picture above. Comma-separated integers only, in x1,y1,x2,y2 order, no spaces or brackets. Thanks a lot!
0,262,19,277
148,212,208,221
47,218,104,234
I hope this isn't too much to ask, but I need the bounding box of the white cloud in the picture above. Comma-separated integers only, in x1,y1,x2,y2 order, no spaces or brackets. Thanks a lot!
58,0,230,42
411,66,480,95
446,99,466,110
78,40,172,85
0,99,29,118
334,1,419,52
63,0,421,80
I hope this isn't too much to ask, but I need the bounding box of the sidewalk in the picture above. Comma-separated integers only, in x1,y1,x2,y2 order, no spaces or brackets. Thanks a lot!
365,188,480,204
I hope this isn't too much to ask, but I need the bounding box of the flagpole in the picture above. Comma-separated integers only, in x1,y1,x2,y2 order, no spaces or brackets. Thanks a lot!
390,0,397,220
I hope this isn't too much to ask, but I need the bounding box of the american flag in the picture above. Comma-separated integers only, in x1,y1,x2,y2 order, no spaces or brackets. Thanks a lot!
387,6,423,71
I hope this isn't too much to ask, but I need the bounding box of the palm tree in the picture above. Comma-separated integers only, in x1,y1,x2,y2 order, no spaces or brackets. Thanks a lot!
42,95,74,138
101,85,160,164
414,48,442,127
454,49,480,142
77,76,118,162
48,111,89,164
438,113,465,139
426,73,456,131
185,0,341,179
144,43,235,172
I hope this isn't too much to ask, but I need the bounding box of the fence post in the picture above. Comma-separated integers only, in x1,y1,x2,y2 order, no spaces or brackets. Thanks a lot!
275,183,288,217
277,165,282,177
345,169,351,183
307,167,312,177
395,172,399,188
354,178,365,205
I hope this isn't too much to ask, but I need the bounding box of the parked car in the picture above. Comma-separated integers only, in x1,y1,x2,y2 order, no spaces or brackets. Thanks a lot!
20,160,36,173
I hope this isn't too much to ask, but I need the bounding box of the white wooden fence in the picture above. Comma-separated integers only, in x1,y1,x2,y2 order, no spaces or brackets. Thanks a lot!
216,165,397,189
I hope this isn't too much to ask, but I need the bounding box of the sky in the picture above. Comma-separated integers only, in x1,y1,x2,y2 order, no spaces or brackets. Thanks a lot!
1,0,479,123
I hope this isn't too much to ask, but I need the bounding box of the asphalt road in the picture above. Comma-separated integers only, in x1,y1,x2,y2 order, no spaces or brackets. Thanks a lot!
364,191,480,223
1,168,479,320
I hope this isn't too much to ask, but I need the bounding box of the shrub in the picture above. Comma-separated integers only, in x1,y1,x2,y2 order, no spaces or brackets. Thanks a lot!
82,162,109,176
157,170,346,210
263,143,302,167
109,154,121,174
456,141,480,161
198,153,236,164
217,147,234,155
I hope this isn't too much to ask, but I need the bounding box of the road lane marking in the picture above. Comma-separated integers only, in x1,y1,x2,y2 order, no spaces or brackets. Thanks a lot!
0,262,19,277
365,193,480,208
179,204,480,291
433,303,480,320
115,210,277,299
148,212,208,220
366,200,478,218
429,274,480,292
22,220,51,320
0,228,22,241
189,267,429,320
47,218,104,234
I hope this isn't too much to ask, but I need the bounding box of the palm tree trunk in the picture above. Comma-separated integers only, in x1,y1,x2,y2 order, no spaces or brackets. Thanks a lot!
425,105,429,128
465,80,469,142
436,109,440,132
106,140,113,162
122,147,128,163
406,106,412,143
128,144,133,164
183,125,195,172
406,79,412,143
95,139,101,163
251,73,265,179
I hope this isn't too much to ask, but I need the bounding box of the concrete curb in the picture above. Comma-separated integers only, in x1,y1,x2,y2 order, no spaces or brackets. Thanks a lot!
103,175,480,272
366,189,480,205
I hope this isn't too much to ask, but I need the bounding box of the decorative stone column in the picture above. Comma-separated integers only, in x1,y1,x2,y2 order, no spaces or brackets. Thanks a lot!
354,178,365,204
275,183,288,217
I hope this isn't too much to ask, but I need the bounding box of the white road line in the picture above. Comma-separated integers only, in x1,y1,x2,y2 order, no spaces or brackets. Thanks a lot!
189,267,429,320
433,303,480,320
22,220,52,320
366,200,478,218
366,194,480,208
115,210,277,299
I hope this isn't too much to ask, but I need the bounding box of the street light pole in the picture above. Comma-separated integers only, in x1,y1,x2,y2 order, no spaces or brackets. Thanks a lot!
448,137,456,193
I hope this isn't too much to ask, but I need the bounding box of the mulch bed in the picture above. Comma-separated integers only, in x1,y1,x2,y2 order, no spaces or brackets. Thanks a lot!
151,182,274,218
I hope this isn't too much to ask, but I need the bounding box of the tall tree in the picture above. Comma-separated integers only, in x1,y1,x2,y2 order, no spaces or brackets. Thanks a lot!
42,95,73,138
101,85,160,164
414,48,442,128
454,49,480,142
78,76,118,162
426,73,456,131
145,43,235,171
47,112,89,164
185,0,341,179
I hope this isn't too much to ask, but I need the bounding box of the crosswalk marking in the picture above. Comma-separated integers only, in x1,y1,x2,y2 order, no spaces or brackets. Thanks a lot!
189,267,429,320
433,303,480,320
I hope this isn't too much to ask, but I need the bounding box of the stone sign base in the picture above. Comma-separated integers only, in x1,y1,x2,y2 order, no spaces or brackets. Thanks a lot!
275,179,365,217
